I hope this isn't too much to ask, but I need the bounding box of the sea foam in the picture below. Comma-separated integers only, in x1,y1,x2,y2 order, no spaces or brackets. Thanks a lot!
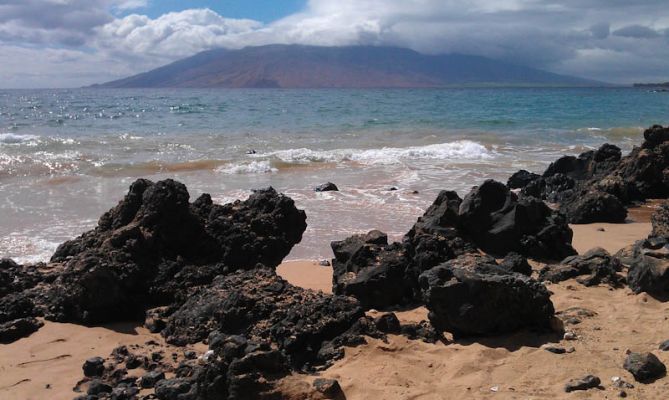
0,133,40,144
216,160,278,174
260,140,492,165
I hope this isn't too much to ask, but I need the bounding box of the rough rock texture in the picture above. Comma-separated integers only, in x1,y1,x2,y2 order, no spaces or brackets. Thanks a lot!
458,180,576,259
499,252,533,276
331,231,412,309
623,352,667,383
560,190,627,224
564,375,601,392
315,182,339,192
651,202,669,238
538,248,625,287
331,181,574,310
507,170,540,189
627,204,669,296
419,254,555,337
44,179,307,323
513,126,669,223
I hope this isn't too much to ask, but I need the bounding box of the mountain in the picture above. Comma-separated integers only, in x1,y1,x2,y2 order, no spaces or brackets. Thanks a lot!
94,45,602,88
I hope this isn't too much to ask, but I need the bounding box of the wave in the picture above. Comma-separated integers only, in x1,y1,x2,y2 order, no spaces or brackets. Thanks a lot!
216,160,278,174
259,140,493,165
577,126,644,139
0,133,40,144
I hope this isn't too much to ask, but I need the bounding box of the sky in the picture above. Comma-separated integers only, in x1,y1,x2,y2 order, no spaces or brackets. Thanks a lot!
1,0,668,88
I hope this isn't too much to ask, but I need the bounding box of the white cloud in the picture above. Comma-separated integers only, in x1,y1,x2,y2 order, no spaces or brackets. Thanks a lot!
2,0,669,87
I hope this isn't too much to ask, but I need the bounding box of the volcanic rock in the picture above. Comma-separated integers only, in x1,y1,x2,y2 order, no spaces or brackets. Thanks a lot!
419,254,555,337
507,170,540,189
458,180,576,260
315,182,339,192
560,190,627,224
564,375,601,392
623,352,667,382
538,247,625,287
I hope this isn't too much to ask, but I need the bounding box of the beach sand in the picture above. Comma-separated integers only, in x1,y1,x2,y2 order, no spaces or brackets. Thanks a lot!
1,204,666,400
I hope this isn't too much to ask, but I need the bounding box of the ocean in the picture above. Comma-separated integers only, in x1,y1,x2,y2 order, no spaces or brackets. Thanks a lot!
1,87,668,263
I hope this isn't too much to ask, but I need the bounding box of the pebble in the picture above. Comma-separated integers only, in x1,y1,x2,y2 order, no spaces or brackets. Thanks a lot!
564,332,578,340
319,259,331,267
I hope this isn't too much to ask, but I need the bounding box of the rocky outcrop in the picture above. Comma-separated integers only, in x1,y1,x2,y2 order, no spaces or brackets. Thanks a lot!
331,231,413,309
419,254,555,337
457,180,576,259
512,126,669,223
44,179,307,324
627,203,669,296
331,181,574,310
507,170,540,189
538,248,625,287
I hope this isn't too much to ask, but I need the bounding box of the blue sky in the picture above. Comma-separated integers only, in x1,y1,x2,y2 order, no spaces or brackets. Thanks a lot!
135,0,306,23
1,0,669,88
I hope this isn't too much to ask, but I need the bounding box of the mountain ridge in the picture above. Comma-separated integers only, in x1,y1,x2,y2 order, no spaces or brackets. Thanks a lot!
94,45,604,88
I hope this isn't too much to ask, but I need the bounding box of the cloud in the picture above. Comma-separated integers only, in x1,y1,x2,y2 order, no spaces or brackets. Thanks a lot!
613,24,661,38
2,0,669,87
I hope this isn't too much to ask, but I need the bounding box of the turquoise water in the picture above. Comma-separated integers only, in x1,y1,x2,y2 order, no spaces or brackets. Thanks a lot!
1,87,668,262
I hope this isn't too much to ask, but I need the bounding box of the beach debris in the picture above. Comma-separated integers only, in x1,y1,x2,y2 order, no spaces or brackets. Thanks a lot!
490,385,499,392
538,247,625,287
623,352,667,382
564,375,601,392
315,182,339,192
611,376,634,389
419,254,555,337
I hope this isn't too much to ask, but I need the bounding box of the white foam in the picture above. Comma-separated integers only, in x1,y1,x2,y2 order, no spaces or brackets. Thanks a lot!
216,160,278,174
260,140,492,166
0,133,40,144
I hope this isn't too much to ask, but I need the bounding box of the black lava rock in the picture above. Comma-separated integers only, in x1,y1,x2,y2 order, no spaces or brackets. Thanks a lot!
623,352,667,382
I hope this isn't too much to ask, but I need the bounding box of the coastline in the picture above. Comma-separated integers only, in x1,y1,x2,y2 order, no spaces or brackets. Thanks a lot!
1,212,659,400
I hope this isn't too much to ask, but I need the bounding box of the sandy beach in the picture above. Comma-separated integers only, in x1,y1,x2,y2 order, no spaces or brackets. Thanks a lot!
2,201,666,400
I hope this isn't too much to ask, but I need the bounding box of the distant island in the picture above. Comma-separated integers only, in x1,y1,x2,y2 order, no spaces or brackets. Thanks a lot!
633,82,669,88
93,45,603,89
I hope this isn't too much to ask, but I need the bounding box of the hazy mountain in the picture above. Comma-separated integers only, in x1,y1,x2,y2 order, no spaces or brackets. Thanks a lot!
95,45,602,88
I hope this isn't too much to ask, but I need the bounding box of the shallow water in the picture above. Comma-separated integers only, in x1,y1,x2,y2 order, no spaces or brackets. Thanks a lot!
1,87,668,263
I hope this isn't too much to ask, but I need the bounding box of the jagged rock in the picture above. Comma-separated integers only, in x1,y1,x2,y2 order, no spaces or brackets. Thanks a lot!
331,231,413,309
560,190,627,224
564,375,601,392
404,190,475,272
538,248,625,287
313,378,343,398
155,378,195,400
162,268,364,369
43,179,306,324
627,237,669,295
315,182,339,192
419,254,555,337
651,203,669,238
623,352,667,382
544,143,621,181
87,380,113,395
458,180,576,260
507,170,540,189
0,317,43,344
499,252,532,276
374,313,401,334
140,370,165,388
521,173,576,203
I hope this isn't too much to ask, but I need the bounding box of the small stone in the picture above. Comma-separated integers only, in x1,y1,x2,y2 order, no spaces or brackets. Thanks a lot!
597,227,605,232
82,357,105,377
544,346,566,354
140,370,166,388
490,386,499,392
659,339,669,351
315,182,339,192
623,352,667,382
199,350,215,364
319,259,331,267
564,332,578,340
564,375,601,392
151,352,163,362
125,354,143,369
374,313,401,334
388,187,399,191
313,378,343,398
619,390,627,398
87,380,112,395
565,347,576,353
184,350,197,360
45,384,51,389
